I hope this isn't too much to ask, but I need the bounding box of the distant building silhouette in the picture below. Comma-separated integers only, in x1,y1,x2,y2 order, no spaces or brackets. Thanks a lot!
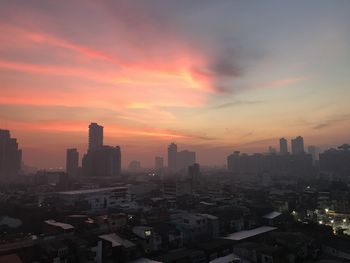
227,150,312,176
0,129,22,178
66,148,79,177
168,143,177,173
279,138,288,155
83,146,121,177
83,123,121,177
88,122,103,151
291,136,305,155
154,156,164,170
320,144,350,176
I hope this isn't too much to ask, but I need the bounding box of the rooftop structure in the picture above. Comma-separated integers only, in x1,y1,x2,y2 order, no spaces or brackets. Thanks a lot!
223,226,277,241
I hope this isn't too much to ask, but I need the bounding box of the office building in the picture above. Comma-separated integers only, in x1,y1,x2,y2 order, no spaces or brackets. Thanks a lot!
155,156,164,170
227,151,312,176
320,144,350,175
89,122,103,151
291,136,304,155
66,148,79,177
279,138,288,155
0,129,22,178
168,143,177,173
83,146,121,177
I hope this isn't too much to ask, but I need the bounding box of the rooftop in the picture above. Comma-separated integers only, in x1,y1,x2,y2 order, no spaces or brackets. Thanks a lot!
128,258,162,263
223,226,277,241
57,186,127,195
209,253,248,263
99,233,135,248
44,220,74,230
263,211,282,220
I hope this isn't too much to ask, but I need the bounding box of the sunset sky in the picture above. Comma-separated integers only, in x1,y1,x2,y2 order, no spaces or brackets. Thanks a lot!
1,0,350,168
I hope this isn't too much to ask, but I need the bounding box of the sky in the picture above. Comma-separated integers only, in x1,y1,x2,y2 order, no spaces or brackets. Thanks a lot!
1,0,350,169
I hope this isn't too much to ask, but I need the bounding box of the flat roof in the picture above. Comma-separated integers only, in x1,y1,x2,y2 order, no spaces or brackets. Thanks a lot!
44,220,74,230
57,186,127,195
128,258,162,263
99,234,121,247
223,226,277,241
210,253,248,263
198,214,218,220
263,211,282,220
99,233,135,248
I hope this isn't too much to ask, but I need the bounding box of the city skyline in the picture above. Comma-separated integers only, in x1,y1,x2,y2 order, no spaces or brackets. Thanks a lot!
1,1,350,168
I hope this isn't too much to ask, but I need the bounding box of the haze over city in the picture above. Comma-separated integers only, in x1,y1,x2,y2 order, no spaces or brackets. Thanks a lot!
1,0,350,169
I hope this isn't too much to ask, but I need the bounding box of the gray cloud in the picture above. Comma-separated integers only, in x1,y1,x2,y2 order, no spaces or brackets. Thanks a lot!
313,114,350,130
212,100,263,110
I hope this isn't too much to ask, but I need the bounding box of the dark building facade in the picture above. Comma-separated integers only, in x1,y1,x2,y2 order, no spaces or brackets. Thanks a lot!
320,144,350,176
88,122,103,151
168,143,177,174
279,138,288,155
291,136,305,155
83,146,121,177
227,151,313,176
0,129,22,178
66,148,79,177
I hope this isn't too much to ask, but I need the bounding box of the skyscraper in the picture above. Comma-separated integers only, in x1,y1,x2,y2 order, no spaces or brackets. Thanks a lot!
82,146,121,177
66,148,79,177
279,138,288,155
88,122,103,151
168,143,177,173
155,156,164,170
0,129,22,178
291,136,305,155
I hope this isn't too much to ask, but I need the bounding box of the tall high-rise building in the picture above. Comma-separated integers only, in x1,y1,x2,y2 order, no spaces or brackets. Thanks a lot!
168,143,177,173
66,148,79,177
279,138,288,155
0,129,22,178
155,156,164,170
291,136,305,155
88,122,103,151
82,146,121,177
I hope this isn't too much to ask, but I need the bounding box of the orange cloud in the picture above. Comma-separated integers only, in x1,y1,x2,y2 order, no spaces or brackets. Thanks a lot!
5,120,191,140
